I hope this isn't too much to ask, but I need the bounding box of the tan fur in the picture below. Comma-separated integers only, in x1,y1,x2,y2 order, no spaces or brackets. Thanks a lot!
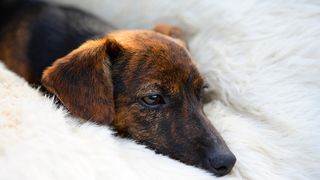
0,21,34,82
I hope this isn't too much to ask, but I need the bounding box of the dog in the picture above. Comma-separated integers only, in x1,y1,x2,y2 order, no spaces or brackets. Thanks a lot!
0,1,236,176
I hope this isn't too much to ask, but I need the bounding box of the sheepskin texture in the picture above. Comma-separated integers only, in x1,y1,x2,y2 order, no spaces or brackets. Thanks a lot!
1,0,320,179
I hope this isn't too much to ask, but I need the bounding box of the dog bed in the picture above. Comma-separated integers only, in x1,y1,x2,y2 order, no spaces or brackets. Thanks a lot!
1,0,319,179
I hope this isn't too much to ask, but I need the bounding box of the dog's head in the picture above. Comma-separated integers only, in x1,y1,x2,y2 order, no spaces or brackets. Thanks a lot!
42,24,236,176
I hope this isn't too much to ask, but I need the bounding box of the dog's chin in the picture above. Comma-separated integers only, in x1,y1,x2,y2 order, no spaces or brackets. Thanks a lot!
111,127,234,177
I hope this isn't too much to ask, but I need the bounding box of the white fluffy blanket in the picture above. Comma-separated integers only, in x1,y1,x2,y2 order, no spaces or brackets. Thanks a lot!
1,0,319,179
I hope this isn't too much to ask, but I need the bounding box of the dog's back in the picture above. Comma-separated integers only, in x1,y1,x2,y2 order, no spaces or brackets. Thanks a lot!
0,1,114,84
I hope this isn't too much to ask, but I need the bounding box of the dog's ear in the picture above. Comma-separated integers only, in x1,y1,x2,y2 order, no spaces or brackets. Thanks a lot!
153,24,188,48
42,38,123,124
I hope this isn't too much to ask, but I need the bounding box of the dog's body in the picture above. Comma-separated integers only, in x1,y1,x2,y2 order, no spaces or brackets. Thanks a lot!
0,1,113,84
0,1,236,176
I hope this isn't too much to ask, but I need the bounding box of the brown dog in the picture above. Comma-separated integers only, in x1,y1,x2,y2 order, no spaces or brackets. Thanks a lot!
0,1,236,176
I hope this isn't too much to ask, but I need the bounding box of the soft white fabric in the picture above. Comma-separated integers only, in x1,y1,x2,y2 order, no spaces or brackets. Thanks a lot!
1,0,319,179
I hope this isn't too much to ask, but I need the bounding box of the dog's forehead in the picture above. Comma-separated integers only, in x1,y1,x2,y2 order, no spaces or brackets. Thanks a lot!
110,30,204,91
118,31,202,87
108,30,186,50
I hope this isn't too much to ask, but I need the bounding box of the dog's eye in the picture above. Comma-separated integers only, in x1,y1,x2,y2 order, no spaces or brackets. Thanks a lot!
141,94,165,107
199,84,208,97
200,84,214,104
199,84,209,101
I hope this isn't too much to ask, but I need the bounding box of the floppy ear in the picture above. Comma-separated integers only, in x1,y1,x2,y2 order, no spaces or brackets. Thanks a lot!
42,38,122,124
153,24,188,48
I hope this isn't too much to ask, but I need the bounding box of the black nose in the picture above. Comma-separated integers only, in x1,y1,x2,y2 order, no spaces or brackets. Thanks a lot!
207,150,236,176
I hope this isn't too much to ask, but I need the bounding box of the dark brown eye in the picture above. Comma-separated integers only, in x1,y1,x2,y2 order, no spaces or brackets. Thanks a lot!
199,84,209,101
141,94,165,107
200,84,213,104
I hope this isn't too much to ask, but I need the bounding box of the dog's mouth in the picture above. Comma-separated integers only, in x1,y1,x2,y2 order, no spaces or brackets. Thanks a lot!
114,127,236,177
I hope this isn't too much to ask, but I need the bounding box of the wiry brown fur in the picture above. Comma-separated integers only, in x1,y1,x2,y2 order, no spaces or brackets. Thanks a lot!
41,29,236,176
0,2,236,175
42,38,117,124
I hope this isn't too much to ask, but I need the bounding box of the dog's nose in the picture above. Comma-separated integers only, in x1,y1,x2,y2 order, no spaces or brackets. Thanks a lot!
207,150,236,176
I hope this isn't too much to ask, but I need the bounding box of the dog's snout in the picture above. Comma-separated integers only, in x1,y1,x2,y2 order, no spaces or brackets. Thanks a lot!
207,150,236,176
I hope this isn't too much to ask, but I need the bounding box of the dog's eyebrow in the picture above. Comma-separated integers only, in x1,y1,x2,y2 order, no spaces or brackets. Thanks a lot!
135,82,165,95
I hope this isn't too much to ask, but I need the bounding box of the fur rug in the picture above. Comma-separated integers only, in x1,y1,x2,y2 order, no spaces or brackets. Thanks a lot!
1,0,320,179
